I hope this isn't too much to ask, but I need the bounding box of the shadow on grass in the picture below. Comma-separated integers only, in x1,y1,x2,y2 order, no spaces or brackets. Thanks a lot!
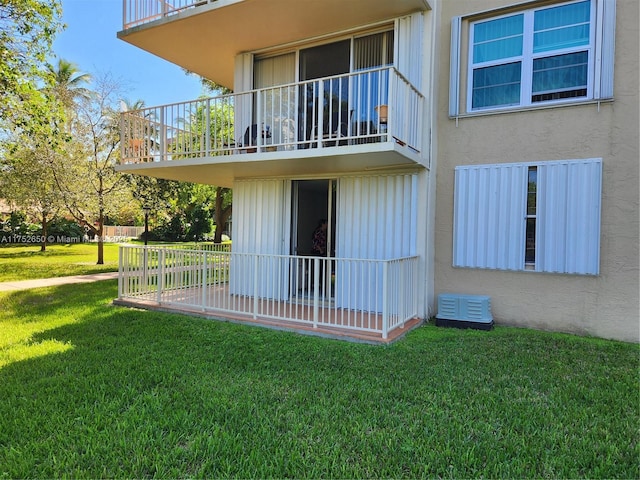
0,281,638,479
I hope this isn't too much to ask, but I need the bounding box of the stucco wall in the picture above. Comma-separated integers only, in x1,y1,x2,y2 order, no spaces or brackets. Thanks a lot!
433,0,639,342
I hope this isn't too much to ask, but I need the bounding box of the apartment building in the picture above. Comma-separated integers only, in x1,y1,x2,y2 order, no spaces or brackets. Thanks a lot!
115,0,639,342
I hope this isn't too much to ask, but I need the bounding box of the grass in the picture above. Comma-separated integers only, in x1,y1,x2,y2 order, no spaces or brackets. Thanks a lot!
0,281,638,478
0,243,120,281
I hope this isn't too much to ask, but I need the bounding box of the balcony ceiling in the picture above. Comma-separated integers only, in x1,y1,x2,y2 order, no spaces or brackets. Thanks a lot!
118,0,430,90
116,144,423,187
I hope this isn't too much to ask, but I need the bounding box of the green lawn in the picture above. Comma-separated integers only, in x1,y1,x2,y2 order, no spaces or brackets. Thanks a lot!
0,243,120,282
1,281,638,478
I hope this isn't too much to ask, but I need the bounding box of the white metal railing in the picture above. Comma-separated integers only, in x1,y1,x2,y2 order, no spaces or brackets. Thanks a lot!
118,245,418,339
123,0,216,29
150,242,231,252
120,67,423,164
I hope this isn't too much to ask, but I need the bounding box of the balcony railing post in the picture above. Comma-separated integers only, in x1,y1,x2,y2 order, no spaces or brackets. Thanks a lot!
205,99,211,156
256,91,263,151
382,260,389,339
118,245,124,298
201,251,207,311
159,106,166,161
388,69,396,143
157,248,164,304
313,257,320,328
253,255,259,319
316,80,324,148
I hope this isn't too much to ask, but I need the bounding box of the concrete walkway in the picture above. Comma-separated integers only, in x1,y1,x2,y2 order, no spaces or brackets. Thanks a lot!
0,271,119,292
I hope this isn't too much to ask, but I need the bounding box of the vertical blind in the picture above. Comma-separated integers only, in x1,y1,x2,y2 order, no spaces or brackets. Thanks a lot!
253,53,297,146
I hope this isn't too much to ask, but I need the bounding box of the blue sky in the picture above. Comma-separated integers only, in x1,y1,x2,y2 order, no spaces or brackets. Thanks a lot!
53,0,204,107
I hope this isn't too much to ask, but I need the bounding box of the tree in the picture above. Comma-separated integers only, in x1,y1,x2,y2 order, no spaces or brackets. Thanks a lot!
0,136,63,251
0,0,64,137
52,74,128,264
47,58,92,113
0,59,92,251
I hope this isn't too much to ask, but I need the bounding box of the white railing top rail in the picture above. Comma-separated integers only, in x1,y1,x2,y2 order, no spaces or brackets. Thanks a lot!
119,243,416,263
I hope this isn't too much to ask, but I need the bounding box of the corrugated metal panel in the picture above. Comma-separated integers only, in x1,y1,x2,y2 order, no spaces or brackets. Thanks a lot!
537,158,602,274
232,179,285,255
449,16,462,117
454,159,602,274
594,0,616,99
337,174,417,260
231,179,287,298
336,174,417,311
396,12,423,88
453,163,527,270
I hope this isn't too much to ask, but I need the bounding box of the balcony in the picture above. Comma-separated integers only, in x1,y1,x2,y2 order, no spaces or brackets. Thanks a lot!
119,0,431,88
117,67,425,186
115,244,421,342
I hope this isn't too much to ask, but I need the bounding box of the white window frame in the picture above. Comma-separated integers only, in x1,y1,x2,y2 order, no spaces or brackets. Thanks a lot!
449,0,616,117
467,0,595,111
453,158,602,275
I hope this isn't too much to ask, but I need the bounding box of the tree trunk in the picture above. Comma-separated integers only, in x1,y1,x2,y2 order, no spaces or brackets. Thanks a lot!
97,179,104,264
213,187,231,243
40,212,48,252
97,213,104,265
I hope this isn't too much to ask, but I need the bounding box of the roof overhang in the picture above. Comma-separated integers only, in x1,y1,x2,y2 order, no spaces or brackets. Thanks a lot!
118,0,430,89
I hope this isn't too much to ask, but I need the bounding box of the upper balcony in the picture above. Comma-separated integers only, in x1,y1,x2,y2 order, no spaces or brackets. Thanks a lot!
119,0,430,89
117,66,424,186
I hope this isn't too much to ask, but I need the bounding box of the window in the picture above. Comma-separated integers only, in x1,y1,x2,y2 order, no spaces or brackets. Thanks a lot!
453,158,602,275
449,0,616,116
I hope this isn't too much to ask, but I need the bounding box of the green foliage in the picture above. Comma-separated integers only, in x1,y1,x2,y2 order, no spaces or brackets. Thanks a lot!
185,204,212,241
46,218,84,238
0,0,64,137
146,214,186,242
0,212,40,238
0,282,638,478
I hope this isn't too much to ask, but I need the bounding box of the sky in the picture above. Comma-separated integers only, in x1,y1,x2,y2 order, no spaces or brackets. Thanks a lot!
53,0,204,107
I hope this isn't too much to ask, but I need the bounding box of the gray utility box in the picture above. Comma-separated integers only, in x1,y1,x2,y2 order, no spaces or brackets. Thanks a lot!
435,293,493,330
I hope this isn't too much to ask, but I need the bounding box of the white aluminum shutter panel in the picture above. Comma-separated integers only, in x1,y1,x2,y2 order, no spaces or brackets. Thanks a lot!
231,179,286,297
536,159,602,275
594,0,616,99
234,53,254,145
232,179,284,255
449,16,462,117
453,164,527,270
396,12,424,88
336,174,417,312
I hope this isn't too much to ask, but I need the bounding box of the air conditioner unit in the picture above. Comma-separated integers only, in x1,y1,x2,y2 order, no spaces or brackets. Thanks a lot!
435,293,493,330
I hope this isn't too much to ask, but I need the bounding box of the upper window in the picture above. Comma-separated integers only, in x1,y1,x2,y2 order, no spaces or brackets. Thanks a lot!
449,0,616,116
469,0,593,110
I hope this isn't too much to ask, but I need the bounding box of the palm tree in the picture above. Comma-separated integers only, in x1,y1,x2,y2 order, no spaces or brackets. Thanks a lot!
47,58,92,110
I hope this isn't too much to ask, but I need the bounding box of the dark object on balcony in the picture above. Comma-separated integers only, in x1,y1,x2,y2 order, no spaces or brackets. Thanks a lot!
312,111,349,147
243,124,271,146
